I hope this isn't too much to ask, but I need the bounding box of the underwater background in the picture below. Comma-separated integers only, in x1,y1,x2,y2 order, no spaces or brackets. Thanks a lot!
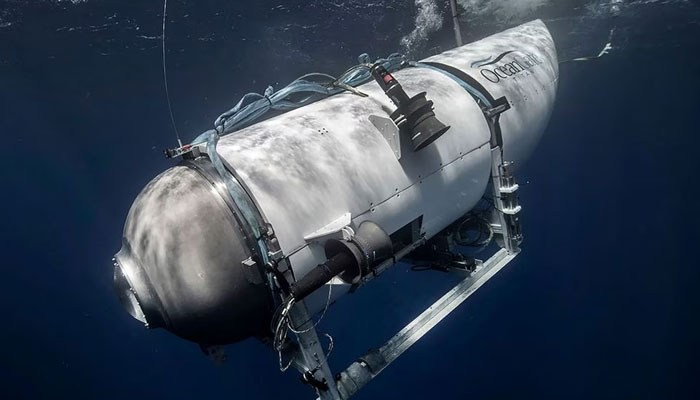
1,0,699,398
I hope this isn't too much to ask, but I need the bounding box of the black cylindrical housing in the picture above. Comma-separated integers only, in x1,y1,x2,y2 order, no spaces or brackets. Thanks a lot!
371,64,450,151
404,93,451,151
289,251,355,300
289,221,393,300
370,64,410,106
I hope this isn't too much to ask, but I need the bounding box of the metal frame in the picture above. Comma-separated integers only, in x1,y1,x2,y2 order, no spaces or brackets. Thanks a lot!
289,245,519,400
332,247,517,399
284,159,522,399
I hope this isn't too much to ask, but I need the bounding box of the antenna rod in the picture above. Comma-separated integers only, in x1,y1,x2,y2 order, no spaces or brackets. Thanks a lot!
449,0,463,47
162,0,183,147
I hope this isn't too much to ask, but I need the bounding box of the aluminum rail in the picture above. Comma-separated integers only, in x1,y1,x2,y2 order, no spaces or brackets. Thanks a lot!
379,248,515,366
329,247,518,399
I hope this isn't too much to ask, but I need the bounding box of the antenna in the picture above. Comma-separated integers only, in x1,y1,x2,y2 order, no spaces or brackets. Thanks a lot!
162,0,183,147
449,0,463,47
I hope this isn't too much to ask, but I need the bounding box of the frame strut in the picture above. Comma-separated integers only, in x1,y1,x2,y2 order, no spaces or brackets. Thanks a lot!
331,248,517,399
379,248,515,366
289,301,341,399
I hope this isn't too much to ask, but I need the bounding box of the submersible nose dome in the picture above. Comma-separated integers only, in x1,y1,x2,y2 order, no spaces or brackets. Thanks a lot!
113,163,272,345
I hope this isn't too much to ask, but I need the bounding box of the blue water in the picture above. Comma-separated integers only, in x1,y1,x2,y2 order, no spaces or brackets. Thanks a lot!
1,1,699,398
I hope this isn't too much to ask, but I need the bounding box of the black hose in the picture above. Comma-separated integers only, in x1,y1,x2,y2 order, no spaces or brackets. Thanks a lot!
289,252,355,300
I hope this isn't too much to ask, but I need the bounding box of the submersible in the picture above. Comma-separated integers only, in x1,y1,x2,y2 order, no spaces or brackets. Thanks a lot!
113,20,558,398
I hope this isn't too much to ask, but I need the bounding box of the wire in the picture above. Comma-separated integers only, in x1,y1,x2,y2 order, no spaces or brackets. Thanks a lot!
289,281,333,334
271,281,335,372
482,195,505,214
190,53,405,144
455,215,493,248
272,296,296,371
162,0,182,147
321,333,334,364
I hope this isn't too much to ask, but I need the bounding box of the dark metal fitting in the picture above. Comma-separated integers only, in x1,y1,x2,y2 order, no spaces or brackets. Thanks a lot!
301,370,329,391
164,144,200,159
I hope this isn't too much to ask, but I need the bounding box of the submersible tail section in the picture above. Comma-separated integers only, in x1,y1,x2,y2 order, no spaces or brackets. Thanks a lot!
113,19,558,392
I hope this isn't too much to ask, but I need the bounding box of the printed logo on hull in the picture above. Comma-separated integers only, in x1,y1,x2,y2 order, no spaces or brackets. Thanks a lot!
472,50,544,83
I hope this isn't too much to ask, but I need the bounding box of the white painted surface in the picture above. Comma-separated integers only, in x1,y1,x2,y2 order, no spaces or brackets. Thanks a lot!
425,19,559,167
212,20,558,312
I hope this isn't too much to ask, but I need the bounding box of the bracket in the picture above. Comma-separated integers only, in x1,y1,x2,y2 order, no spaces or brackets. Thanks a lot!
368,115,401,160
489,149,522,253
303,213,354,243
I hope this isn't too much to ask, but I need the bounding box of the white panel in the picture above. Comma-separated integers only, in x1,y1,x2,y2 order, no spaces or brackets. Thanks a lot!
216,68,491,261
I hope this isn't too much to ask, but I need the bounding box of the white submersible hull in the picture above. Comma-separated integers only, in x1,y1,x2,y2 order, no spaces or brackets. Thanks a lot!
113,20,558,346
